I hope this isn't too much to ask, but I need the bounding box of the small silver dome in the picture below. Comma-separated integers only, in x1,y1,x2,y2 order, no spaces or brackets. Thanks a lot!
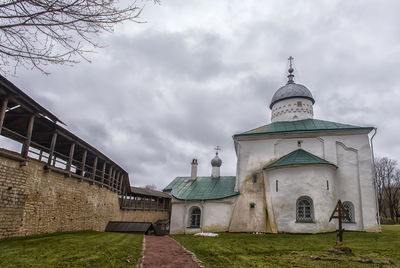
269,83,315,109
211,154,222,167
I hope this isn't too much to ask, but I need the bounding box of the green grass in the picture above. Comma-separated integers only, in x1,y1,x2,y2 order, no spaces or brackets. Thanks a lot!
0,231,143,268
172,225,400,268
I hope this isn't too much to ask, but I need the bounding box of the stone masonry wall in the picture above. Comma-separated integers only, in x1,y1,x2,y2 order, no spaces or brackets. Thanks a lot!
0,155,28,238
0,153,169,239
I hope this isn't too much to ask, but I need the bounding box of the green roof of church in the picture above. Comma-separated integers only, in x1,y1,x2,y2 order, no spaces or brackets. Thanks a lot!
264,149,337,170
235,118,373,137
163,176,239,201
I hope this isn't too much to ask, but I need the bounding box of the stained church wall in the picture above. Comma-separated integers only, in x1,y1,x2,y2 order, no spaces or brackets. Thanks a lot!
232,131,379,233
0,153,169,239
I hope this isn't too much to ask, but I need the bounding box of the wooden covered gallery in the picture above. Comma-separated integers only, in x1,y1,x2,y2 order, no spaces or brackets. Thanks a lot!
0,74,131,197
121,187,171,211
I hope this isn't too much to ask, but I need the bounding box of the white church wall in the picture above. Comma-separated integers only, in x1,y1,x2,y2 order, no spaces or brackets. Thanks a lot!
271,98,314,122
233,131,379,233
264,165,337,233
327,134,379,232
169,196,238,234
235,139,276,191
274,137,325,159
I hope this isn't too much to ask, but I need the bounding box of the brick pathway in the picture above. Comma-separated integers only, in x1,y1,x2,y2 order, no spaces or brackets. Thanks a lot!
142,236,202,268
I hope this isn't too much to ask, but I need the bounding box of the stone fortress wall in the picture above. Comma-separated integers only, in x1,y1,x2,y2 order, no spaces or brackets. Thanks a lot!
0,153,169,239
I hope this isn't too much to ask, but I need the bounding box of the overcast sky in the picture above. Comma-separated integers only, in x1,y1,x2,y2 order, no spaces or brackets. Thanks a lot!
3,0,400,188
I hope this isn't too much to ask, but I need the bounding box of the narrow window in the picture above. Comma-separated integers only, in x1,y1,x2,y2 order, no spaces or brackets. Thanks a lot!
342,201,355,223
327,180,329,190
189,207,201,228
250,203,255,209
297,140,303,147
252,174,257,183
296,196,314,222
276,180,278,192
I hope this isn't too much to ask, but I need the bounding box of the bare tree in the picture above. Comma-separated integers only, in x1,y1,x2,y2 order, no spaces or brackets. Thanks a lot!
145,184,157,190
375,156,400,223
0,0,155,74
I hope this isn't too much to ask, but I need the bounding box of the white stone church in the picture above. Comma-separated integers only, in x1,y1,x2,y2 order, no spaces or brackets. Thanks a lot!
164,61,380,234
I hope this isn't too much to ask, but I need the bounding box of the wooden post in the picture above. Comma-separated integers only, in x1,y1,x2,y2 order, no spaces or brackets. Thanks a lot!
91,156,98,183
38,149,43,162
118,174,124,193
101,162,106,185
47,131,58,166
66,143,75,174
0,97,8,135
81,150,87,178
338,203,343,242
108,166,113,187
121,187,126,209
115,172,120,191
110,168,116,188
21,114,35,158
329,200,350,243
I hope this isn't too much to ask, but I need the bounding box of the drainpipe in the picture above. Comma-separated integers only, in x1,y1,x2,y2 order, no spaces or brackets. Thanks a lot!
370,128,381,228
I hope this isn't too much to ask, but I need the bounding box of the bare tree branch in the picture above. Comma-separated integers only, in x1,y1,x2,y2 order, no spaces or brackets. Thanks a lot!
375,156,400,223
0,0,154,74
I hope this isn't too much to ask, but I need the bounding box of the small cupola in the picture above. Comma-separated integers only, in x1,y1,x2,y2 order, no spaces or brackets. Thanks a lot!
211,146,222,178
270,57,315,123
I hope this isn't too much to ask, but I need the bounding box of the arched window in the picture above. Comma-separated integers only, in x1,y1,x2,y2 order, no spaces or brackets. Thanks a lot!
296,196,314,222
189,207,201,228
342,201,355,223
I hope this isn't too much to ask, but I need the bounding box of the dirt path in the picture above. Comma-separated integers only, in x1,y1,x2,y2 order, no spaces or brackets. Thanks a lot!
141,236,202,268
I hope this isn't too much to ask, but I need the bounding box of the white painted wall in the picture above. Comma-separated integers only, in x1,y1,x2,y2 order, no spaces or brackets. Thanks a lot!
232,130,379,233
169,196,238,234
271,98,314,122
263,165,337,233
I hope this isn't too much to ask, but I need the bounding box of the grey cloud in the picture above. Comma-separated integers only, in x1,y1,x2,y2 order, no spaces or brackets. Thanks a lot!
5,0,400,187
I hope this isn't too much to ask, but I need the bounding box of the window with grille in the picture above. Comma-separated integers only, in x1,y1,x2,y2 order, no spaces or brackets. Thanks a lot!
189,207,201,228
296,196,314,222
342,201,355,223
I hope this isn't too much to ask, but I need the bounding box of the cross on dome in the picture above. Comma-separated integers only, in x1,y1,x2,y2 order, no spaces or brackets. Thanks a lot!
214,145,221,155
287,56,295,84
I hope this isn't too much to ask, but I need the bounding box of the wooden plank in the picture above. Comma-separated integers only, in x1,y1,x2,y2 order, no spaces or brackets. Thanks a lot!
66,143,75,174
118,174,124,193
47,131,58,166
38,149,43,162
0,97,8,135
21,114,35,158
108,166,113,187
81,150,87,178
115,171,120,191
101,161,106,184
90,156,98,182
111,168,116,189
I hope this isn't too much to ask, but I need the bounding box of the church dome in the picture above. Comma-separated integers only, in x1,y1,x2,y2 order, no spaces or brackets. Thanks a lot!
211,154,222,167
269,57,316,123
269,83,315,109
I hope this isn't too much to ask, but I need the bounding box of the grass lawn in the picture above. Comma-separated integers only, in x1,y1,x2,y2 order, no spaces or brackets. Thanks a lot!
172,225,400,268
0,231,143,268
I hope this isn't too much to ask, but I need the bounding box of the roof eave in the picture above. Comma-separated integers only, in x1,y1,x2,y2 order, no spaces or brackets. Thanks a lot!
269,96,315,109
263,163,338,171
171,192,240,201
234,127,374,140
